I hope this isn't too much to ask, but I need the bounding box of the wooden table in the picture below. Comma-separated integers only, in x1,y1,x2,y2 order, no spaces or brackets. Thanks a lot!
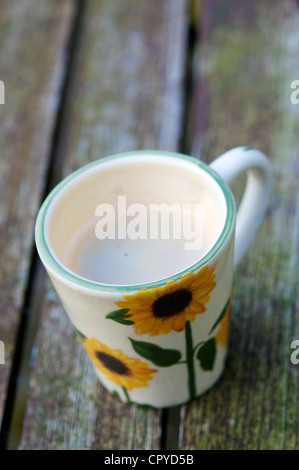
0,0,298,450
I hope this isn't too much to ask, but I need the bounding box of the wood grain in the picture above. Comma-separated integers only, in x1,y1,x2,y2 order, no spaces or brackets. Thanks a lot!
180,0,299,449
20,0,188,449
0,0,75,427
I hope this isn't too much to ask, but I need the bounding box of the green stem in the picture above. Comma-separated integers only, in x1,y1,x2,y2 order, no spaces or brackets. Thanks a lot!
185,321,196,400
122,386,131,403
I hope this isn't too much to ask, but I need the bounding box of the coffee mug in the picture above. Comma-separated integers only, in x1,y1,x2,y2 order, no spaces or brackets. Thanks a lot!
35,147,272,408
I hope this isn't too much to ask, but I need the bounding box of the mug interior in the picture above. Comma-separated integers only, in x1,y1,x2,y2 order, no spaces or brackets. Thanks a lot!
36,151,235,291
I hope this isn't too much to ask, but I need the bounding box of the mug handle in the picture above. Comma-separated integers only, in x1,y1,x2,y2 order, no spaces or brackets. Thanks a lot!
209,146,272,266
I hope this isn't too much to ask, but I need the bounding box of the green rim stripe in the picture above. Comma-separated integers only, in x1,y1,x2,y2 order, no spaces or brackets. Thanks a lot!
35,150,235,293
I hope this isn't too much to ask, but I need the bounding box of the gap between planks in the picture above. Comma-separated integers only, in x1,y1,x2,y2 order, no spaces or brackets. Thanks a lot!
2,0,86,450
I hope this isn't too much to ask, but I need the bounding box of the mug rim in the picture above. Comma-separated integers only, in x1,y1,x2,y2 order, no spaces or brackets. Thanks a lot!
35,150,236,293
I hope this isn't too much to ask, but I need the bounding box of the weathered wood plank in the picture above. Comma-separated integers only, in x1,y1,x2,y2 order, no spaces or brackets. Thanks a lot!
20,0,188,449
180,0,299,449
0,0,75,428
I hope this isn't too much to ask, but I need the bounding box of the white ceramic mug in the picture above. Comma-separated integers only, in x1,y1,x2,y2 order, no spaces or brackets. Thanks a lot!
35,147,272,408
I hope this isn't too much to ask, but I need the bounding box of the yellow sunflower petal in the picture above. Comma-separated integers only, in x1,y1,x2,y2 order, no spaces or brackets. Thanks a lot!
215,305,230,347
82,337,156,389
114,264,217,336
181,271,194,279
187,302,205,314
172,314,188,332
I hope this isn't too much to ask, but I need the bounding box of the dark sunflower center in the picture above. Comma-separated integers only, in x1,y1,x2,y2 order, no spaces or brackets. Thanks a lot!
152,288,192,319
96,351,131,376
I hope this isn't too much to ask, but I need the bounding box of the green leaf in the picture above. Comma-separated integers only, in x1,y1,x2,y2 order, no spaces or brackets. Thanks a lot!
129,338,182,367
106,309,134,325
112,390,121,400
209,298,230,334
76,328,87,341
196,338,216,371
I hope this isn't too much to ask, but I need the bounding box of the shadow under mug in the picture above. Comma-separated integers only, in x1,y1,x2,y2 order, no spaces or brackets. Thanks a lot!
35,147,272,408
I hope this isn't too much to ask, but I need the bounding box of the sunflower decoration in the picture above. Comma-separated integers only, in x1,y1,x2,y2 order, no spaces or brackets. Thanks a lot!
215,301,230,347
82,337,156,390
114,264,216,336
